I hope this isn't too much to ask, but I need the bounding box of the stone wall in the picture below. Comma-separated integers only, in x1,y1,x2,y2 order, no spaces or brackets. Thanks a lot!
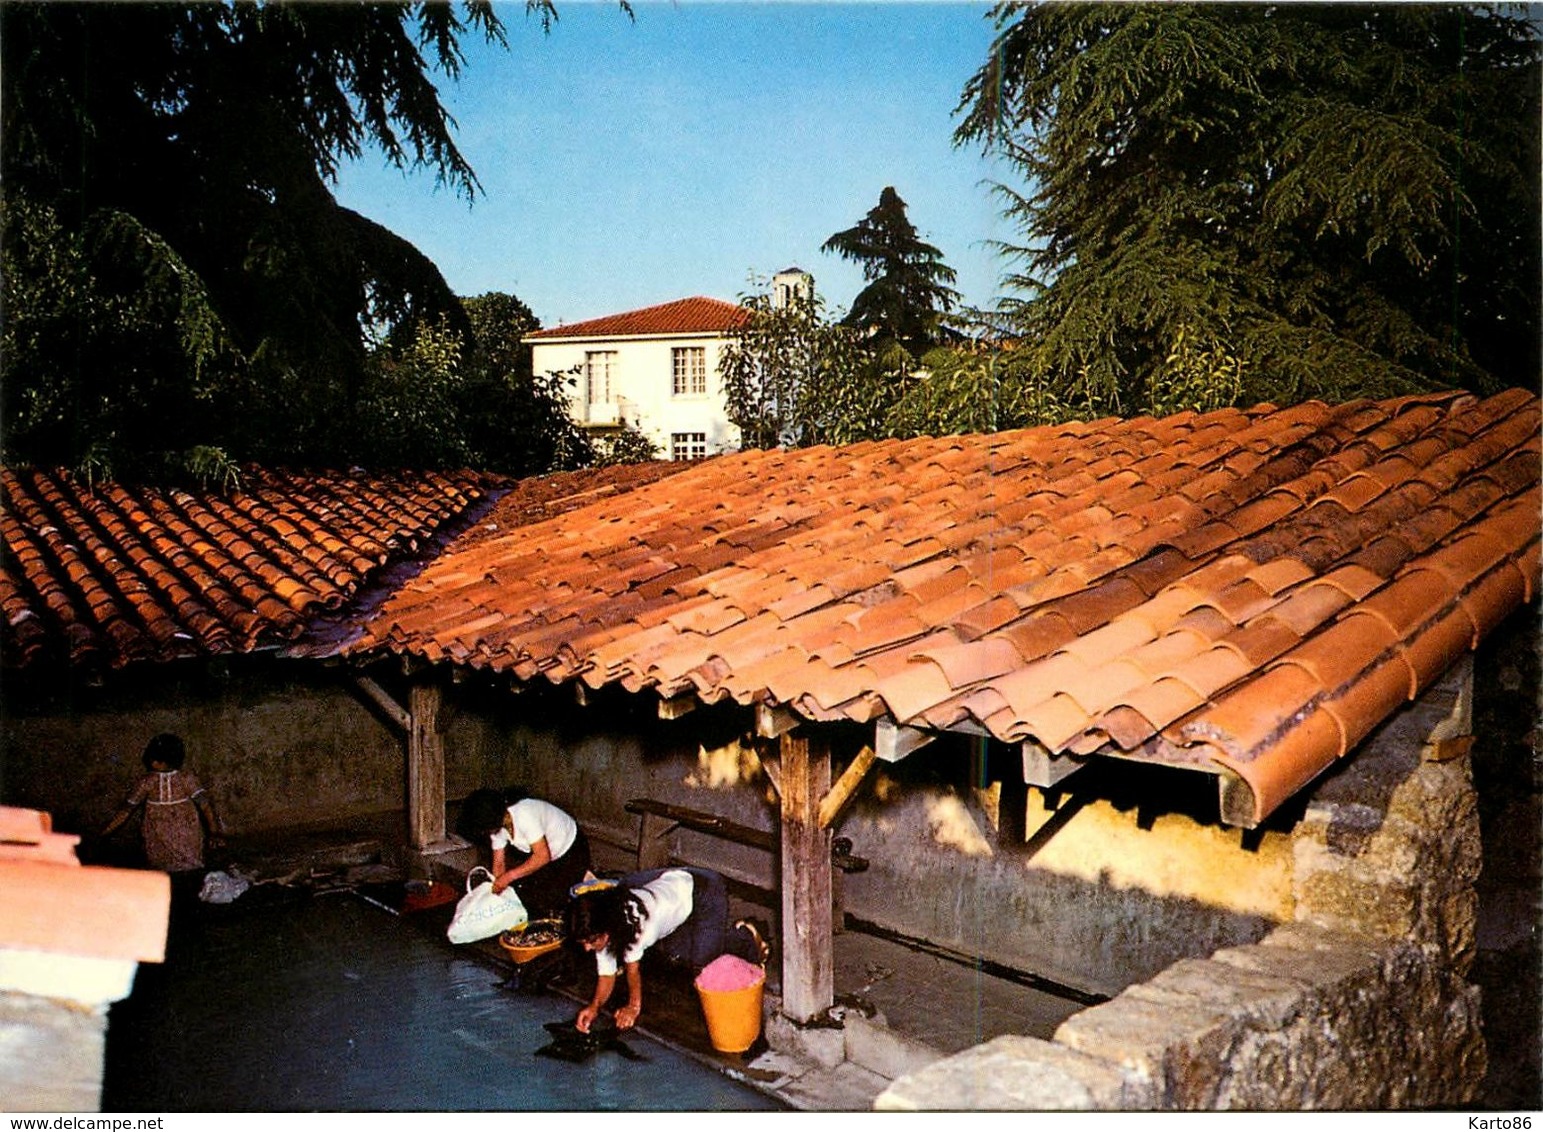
1,660,406,839
878,921,1484,1110
877,662,1489,1110
0,994,109,1111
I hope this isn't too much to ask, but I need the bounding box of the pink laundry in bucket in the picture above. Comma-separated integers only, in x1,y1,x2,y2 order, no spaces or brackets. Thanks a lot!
695,953,764,992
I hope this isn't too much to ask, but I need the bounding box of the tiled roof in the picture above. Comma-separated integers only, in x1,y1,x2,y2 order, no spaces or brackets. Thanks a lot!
348,390,1541,826
1,466,506,673
526,297,750,340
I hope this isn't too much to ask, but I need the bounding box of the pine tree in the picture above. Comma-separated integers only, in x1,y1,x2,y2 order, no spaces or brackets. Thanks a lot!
955,4,1541,411
821,186,962,358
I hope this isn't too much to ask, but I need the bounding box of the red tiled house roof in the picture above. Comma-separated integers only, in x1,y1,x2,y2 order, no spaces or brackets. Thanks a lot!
0,467,507,673
347,390,1541,828
525,297,750,340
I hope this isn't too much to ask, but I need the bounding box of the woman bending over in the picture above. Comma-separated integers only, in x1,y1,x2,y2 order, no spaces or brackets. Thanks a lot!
566,866,766,1033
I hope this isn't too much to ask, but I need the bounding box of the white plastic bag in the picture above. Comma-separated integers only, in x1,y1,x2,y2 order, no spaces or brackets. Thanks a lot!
446,866,528,944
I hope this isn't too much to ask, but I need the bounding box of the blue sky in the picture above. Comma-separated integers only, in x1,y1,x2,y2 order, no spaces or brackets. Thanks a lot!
332,2,1013,330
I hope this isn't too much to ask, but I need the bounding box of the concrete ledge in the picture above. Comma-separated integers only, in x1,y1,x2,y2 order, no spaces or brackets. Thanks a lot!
876,1034,1148,1111
842,1011,944,1080
0,993,108,1112
765,1008,846,1068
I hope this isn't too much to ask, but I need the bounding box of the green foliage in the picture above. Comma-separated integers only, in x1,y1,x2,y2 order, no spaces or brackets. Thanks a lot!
1,196,245,481
351,296,599,476
1148,325,1245,419
185,447,242,493
821,186,961,358
0,1,605,481
799,340,914,448
456,292,594,475
956,3,1541,408
525,367,596,473
719,289,867,449
883,344,1087,439
590,426,660,467
353,317,474,469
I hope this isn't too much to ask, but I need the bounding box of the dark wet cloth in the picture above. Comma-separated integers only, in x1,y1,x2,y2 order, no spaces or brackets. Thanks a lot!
535,1018,647,1062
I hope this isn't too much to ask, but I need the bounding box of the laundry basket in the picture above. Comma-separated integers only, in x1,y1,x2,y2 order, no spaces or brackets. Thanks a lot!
694,954,765,1053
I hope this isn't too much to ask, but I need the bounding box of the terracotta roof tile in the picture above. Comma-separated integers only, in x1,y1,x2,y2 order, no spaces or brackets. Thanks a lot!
525,296,749,340
0,465,699,674
340,391,1538,826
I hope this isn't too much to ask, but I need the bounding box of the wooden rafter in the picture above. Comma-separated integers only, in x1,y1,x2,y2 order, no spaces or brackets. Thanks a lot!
817,744,876,830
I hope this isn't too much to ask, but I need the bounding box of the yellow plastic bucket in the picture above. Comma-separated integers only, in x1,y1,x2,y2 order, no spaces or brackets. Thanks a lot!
694,958,765,1053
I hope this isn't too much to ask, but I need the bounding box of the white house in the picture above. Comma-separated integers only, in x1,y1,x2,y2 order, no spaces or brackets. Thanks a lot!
526,296,749,461
526,269,815,462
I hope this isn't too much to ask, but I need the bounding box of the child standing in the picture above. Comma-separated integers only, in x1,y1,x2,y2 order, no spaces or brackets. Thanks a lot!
102,733,225,874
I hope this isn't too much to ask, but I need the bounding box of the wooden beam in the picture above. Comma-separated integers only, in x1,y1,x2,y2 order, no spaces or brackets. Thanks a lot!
634,810,674,870
755,702,800,739
354,675,410,732
1021,739,1084,788
817,744,876,830
1218,771,1258,830
757,751,782,799
875,719,935,762
998,773,1029,845
779,728,833,1023
657,692,698,720
408,682,448,850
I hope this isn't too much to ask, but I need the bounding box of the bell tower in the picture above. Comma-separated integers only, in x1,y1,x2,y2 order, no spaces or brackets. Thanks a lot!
772,267,814,309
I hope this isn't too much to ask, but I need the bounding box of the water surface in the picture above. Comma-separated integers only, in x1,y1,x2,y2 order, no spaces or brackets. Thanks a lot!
103,890,783,1112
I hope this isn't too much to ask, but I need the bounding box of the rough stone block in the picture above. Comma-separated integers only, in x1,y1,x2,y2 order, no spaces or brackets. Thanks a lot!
1153,929,1487,1109
1130,957,1306,1031
875,1034,1149,1111
1212,924,1382,999
1052,991,1245,1108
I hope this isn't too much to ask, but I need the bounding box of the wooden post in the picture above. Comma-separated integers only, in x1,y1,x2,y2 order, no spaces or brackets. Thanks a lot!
999,774,1029,846
779,727,833,1023
408,682,447,851
635,812,673,869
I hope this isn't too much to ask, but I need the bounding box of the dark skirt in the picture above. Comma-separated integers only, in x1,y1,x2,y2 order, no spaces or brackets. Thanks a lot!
512,829,592,917
620,866,760,975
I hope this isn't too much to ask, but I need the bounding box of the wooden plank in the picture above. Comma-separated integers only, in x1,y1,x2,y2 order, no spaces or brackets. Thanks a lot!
657,692,697,720
875,719,935,762
354,675,409,732
755,702,799,739
779,729,833,1023
635,811,674,870
625,798,775,852
1218,771,1257,830
1021,739,1084,788
998,773,1029,845
758,751,782,798
408,682,447,850
817,744,876,829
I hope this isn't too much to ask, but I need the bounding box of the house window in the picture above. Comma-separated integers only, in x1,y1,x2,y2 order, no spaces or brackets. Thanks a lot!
672,347,706,396
671,432,707,462
585,351,617,404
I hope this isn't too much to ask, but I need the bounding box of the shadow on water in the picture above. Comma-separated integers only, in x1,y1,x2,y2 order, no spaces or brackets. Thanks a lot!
102,888,782,1112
